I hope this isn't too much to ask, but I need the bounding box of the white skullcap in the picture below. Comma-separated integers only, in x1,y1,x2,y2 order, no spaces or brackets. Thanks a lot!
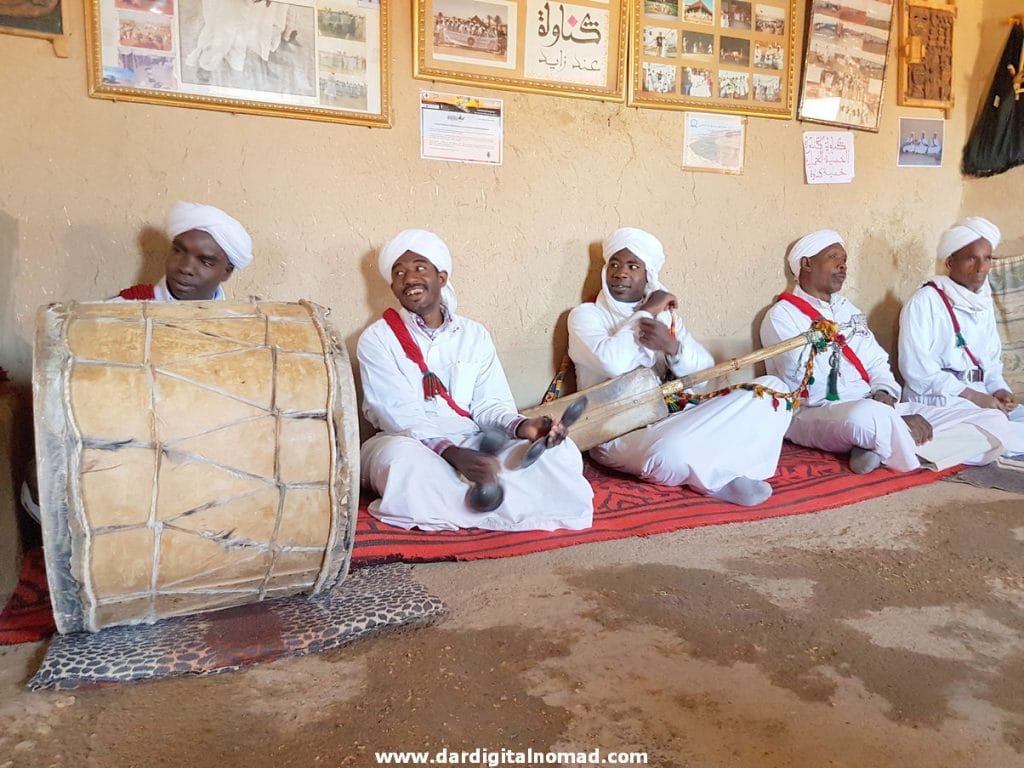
378,229,457,312
787,230,845,276
602,227,668,293
167,202,253,270
937,217,1001,260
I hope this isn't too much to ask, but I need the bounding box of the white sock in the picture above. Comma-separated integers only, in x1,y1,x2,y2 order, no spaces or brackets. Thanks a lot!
710,477,773,507
849,447,883,474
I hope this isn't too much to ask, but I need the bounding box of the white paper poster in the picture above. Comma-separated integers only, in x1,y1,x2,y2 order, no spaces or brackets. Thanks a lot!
420,91,504,166
802,131,855,184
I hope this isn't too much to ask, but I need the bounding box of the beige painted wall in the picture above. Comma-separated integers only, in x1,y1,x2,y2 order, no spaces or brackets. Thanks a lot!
0,1,1011,409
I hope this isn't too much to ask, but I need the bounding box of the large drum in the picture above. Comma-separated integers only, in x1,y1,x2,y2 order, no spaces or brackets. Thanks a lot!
33,301,359,634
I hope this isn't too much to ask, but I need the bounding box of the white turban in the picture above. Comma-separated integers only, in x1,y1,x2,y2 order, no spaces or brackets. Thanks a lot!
166,202,253,270
378,229,457,312
937,217,1001,260
787,229,844,276
601,227,668,294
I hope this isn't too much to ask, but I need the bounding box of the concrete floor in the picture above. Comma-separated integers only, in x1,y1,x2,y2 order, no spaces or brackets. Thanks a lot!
0,481,1022,768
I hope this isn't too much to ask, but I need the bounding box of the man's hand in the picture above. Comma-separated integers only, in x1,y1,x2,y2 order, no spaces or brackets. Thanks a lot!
515,415,567,447
442,446,500,485
993,389,1017,414
869,390,897,407
960,387,1005,412
637,290,677,316
637,317,681,356
901,414,933,445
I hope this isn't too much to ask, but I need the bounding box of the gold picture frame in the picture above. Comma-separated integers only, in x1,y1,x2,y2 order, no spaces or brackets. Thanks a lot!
85,0,391,127
627,0,801,119
797,0,894,133
897,0,955,117
414,0,628,102
1,0,71,58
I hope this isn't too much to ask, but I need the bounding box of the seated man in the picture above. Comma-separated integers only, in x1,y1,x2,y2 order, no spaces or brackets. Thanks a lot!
567,228,792,506
760,229,1008,474
115,201,253,300
899,217,1023,454
357,229,594,532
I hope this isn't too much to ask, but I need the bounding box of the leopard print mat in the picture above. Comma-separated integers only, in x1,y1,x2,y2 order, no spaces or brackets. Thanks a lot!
30,564,449,691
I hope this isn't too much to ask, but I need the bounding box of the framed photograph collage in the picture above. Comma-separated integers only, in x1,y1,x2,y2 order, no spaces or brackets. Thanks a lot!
414,0,628,101
85,0,390,126
627,0,800,118
797,0,894,132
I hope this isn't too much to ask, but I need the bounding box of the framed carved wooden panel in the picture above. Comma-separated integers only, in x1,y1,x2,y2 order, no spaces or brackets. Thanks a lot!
898,0,955,115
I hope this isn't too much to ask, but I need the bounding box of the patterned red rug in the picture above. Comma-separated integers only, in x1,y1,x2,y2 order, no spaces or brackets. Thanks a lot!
350,443,962,566
0,548,56,645
1,443,959,645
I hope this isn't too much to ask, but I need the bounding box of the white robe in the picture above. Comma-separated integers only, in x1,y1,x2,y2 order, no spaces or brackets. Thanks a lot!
567,300,792,494
899,276,1024,452
357,308,593,532
760,286,1007,470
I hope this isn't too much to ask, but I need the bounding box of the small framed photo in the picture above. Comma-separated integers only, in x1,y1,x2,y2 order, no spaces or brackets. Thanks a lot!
797,0,895,132
682,111,746,174
85,0,391,127
897,117,943,167
1,0,69,55
628,0,802,119
414,0,628,102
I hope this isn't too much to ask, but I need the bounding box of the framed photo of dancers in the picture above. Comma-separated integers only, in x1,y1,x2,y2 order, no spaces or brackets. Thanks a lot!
797,0,895,132
84,0,391,127
414,0,628,102
626,0,802,119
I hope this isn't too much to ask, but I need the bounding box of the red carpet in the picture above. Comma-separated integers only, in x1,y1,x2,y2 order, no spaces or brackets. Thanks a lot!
0,548,56,644
1,444,959,645
350,443,962,566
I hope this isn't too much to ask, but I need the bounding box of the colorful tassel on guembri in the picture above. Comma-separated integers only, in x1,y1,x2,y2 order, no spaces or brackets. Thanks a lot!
665,317,837,413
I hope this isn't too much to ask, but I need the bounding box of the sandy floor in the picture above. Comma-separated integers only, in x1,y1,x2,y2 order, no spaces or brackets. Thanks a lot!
0,481,1022,768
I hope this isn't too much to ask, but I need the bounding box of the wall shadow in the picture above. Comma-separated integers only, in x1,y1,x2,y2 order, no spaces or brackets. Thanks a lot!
342,248,400,442
747,246,799,376
134,226,169,286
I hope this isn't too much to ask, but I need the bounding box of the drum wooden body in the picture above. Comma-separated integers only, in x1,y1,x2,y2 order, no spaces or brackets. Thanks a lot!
33,301,360,634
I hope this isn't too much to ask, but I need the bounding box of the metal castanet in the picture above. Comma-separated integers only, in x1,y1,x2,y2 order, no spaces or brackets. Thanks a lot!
465,427,507,513
518,395,589,470
523,330,824,452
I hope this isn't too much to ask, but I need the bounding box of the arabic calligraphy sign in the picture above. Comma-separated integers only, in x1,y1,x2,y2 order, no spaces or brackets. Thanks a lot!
802,130,855,183
627,0,801,119
415,0,627,101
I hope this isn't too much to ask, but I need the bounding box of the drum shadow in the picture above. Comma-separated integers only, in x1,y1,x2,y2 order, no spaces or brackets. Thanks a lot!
133,225,170,286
